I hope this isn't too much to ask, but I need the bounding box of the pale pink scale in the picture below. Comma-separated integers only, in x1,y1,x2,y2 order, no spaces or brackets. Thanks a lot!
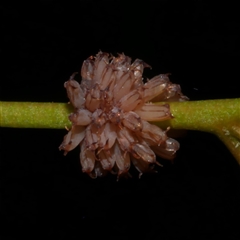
135,103,172,121
80,141,95,173
132,142,156,163
85,126,99,151
85,92,101,112
81,59,94,81
93,53,109,84
139,120,167,146
98,150,115,170
131,157,154,175
64,79,85,108
69,109,92,126
100,122,117,150
142,75,169,102
113,74,135,102
59,125,85,155
113,143,131,175
100,66,114,90
122,111,142,131
118,90,141,111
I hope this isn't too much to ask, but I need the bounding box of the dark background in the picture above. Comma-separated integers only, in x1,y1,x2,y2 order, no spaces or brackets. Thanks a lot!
1,1,240,239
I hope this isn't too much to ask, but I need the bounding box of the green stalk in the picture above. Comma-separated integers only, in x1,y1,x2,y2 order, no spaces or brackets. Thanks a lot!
0,99,240,164
154,99,240,132
0,102,73,129
154,99,240,164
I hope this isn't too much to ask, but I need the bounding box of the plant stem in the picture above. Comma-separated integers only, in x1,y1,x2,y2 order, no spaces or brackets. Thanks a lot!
154,99,240,133
154,99,240,164
0,101,73,129
1,99,240,164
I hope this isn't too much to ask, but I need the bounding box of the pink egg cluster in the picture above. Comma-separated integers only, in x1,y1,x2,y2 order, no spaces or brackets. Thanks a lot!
59,52,187,178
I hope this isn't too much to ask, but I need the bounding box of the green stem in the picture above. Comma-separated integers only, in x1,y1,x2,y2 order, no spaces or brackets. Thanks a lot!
154,99,240,164
1,99,240,164
154,99,240,132
0,101,72,129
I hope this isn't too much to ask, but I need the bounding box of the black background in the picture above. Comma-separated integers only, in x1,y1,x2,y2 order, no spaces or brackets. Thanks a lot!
1,1,240,239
